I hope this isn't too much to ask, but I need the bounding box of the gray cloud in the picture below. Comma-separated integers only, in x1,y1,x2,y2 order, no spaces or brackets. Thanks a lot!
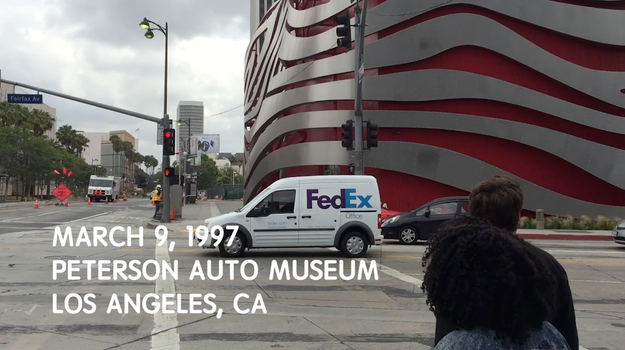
0,0,249,164
44,0,250,45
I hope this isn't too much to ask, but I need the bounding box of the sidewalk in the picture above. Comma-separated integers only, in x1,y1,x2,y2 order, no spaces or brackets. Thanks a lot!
516,229,613,241
145,201,217,230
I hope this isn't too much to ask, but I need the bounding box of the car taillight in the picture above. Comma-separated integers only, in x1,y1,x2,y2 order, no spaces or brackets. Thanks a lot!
378,214,381,228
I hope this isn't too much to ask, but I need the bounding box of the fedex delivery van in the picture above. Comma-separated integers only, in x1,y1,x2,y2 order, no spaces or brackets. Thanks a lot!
197,175,383,258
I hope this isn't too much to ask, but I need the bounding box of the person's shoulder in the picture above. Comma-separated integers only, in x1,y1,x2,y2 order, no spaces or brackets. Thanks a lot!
538,322,573,349
435,329,500,349
522,240,568,277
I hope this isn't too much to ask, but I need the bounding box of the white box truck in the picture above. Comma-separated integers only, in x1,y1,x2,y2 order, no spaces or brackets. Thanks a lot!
87,175,121,202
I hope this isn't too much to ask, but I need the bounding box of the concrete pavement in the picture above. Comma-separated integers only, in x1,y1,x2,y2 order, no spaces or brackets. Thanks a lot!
0,199,622,349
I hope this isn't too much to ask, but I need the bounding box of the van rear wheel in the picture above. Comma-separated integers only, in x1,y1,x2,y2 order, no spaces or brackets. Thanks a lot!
340,232,368,258
218,231,246,258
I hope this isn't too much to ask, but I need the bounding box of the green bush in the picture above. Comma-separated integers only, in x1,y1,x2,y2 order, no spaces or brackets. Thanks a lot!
518,215,622,230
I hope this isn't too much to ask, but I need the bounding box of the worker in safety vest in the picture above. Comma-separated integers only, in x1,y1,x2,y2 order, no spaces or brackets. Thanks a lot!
152,185,162,219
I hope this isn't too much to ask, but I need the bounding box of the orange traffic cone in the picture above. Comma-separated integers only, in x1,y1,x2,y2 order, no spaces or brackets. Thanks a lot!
170,206,176,220
123,195,127,202
105,197,108,204
33,199,39,209
152,201,155,206
64,200,69,207
87,198,91,205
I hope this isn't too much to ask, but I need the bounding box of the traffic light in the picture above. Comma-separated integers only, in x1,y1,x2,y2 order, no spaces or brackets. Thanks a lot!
164,167,177,185
336,12,351,51
164,167,175,179
341,120,353,150
163,128,175,155
366,121,378,149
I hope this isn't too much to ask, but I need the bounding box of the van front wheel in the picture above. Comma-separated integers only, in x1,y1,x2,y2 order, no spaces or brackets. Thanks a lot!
340,232,368,258
218,231,246,257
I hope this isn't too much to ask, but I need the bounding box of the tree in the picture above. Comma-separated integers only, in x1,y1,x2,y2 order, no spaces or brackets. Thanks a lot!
56,124,89,156
0,101,55,137
191,154,220,189
29,109,55,137
216,166,244,186
143,155,159,175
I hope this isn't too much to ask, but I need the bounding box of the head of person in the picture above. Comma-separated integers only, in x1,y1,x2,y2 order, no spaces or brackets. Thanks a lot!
156,185,161,190
468,175,523,233
421,216,554,346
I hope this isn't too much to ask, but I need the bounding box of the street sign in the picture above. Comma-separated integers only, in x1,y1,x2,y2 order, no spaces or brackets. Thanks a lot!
52,184,71,202
157,120,173,145
7,94,43,104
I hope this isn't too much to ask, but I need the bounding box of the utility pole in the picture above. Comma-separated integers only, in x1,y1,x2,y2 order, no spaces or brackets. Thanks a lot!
353,0,368,175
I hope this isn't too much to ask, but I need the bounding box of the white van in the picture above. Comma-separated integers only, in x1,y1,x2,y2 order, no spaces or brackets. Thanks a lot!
196,175,383,258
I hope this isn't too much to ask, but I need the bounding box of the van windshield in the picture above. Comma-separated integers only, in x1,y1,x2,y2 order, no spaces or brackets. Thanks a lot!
89,179,113,187
235,186,272,212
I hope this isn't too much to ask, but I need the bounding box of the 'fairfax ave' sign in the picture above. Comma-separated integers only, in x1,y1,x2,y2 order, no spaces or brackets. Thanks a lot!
7,93,43,104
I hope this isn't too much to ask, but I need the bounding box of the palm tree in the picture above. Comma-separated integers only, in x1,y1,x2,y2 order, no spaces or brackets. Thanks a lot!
73,133,90,157
55,125,89,156
109,135,122,177
56,125,77,153
0,101,21,127
29,109,55,137
120,141,134,180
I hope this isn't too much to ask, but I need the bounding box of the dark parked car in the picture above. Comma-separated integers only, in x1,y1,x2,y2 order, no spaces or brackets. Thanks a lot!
381,196,469,244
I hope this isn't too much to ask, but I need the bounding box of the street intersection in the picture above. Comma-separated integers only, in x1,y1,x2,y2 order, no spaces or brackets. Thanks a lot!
0,200,623,350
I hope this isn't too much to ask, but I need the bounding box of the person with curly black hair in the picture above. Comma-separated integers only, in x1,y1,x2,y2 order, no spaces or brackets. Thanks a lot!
422,216,571,349
433,175,578,350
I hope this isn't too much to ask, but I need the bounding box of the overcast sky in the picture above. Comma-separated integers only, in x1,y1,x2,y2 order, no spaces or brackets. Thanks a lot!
0,0,250,166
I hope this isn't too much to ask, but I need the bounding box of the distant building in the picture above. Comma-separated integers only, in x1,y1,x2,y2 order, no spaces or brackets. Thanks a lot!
79,132,109,165
176,101,204,168
99,130,137,192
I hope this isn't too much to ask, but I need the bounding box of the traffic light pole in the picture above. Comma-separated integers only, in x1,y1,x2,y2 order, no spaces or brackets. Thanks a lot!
352,0,368,175
160,114,171,223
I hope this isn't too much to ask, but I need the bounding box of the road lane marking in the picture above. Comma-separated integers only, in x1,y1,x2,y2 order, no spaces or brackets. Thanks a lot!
374,261,424,288
558,259,625,266
547,249,624,255
67,212,112,222
7,209,71,221
569,280,622,284
152,237,180,349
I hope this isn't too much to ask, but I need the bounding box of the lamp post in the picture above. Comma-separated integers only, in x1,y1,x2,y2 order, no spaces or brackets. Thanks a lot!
177,118,191,204
140,17,171,222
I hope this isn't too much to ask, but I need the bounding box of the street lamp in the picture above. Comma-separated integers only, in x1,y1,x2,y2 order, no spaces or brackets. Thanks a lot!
177,118,191,204
139,16,171,222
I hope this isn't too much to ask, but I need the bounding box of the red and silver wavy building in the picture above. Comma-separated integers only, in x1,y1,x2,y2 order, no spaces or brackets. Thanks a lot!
243,0,625,217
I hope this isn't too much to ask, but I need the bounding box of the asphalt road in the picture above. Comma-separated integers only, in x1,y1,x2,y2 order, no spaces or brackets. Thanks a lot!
0,200,623,350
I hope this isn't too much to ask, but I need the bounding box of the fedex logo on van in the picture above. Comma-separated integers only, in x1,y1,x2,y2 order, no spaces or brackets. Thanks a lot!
306,189,373,209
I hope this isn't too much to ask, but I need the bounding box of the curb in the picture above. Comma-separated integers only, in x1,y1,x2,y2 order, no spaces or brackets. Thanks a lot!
517,233,613,241
146,220,162,229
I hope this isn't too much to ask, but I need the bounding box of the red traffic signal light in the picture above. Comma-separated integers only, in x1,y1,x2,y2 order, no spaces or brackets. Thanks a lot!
164,167,175,178
163,128,175,155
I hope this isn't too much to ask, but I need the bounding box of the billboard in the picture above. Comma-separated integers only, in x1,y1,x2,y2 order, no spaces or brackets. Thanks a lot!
197,134,220,154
